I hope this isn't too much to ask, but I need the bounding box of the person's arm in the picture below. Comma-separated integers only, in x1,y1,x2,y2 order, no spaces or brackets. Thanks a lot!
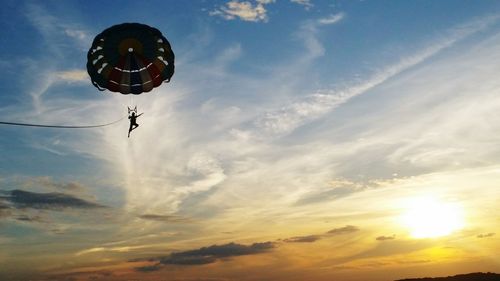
137,113,144,117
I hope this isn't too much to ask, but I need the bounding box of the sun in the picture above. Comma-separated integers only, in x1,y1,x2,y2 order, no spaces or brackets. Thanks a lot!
400,196,465,238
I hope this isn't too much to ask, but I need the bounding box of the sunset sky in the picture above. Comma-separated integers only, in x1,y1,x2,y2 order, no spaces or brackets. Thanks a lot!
1,1,500,280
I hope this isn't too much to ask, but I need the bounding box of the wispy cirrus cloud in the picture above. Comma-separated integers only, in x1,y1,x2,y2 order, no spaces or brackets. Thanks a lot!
246,14,499,138
76,245,150,256
56,69,88,82
318,13,345,25
24,3,91,55
64,28,90,46
13,3,93,115
294,12,345,59
291,0,313,10
294,179,369,206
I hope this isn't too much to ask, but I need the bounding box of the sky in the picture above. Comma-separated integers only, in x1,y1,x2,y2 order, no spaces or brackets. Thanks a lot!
1,1,500,280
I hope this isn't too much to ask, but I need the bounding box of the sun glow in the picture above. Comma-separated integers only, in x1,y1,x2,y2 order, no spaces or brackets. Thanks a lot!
400,196,465,238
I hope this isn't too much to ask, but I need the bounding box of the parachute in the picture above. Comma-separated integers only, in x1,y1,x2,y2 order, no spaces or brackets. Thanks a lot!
0,23,173,129
87,23,175,95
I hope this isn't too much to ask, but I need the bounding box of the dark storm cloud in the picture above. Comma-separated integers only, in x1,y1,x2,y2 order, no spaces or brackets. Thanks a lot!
327,225,359,235
376,235,396,241
0,189,104,210
477,232,495,238
161,242,275,265
284,235,321,243
135,242,275,271
161,255,217,265
138,214,190,223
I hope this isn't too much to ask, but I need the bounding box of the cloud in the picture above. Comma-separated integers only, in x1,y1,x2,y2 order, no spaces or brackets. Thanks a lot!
295,179,367,206
209,0,275,22
25,3,91,54
138,242,275,269
293,12,344,59
376,235,396,241
16,3,93,115
162,242,275,264
295,186,354,205
327,225,359,235
15,215,45,223
290,0,313,10
212,44,243,72
254,93,344,135
75,245,149,256
283,225,359,243
135,264,162,272
64,28,90,44
56,70,88,82
138,214,191,223
283,235,321,243
318,13,345,25
0,179,108,227
133,224,359,269
247,14,498,138
0,189,104,210
162,255,216,266
477,232,495,238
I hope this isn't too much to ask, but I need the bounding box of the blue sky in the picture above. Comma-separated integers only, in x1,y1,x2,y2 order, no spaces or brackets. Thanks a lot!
1,1,500,281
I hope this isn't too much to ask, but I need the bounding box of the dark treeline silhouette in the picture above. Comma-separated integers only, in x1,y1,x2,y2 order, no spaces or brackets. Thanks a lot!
396,272,500,281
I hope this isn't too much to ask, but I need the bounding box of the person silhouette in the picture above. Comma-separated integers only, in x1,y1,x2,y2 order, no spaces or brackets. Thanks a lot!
128,111,143,137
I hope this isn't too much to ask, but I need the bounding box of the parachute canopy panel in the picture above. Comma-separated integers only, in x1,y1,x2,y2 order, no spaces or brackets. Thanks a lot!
87,23,175,95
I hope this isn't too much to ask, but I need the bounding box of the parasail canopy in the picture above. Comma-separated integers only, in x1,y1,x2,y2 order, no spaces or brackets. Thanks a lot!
87,23,175,95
